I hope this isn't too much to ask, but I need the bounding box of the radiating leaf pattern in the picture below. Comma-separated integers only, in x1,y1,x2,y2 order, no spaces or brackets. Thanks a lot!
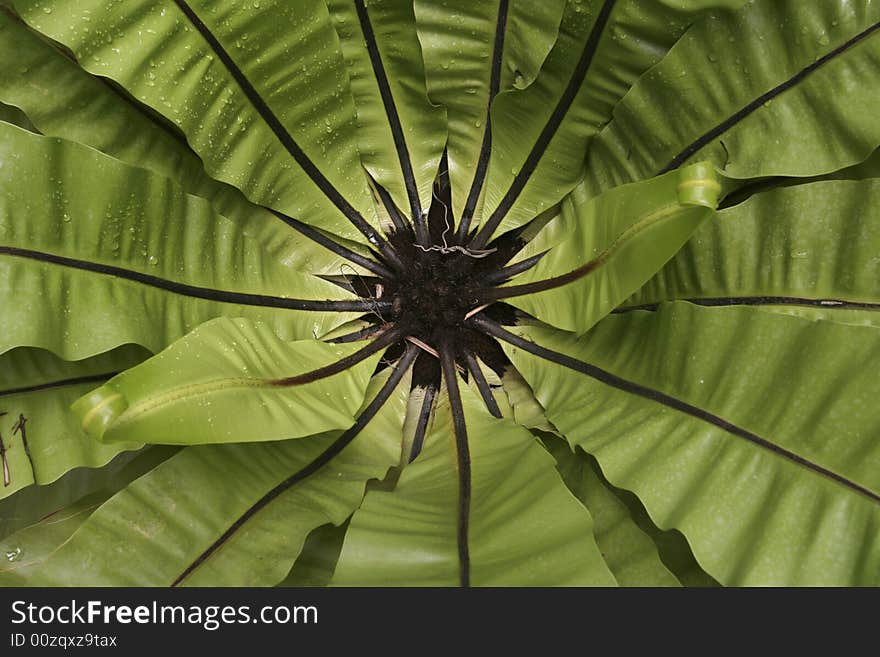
0,122,361,359
12,0,384,244
414,0,566,227
0,10,369,276
1,0,877,587
327,0,447,232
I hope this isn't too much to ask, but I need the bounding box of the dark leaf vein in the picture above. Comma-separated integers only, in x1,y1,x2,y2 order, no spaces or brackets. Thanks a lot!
440,343,472,587
171,343,418,587
0,245,387,313
660,20,880,173
170,0,395,257
615,297,880,313
353,0,428,245
0,373,118,399
456,0,510,242
474,316,880,505
470,0,617,249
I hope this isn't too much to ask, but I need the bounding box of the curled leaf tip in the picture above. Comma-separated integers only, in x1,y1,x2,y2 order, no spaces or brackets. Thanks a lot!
72,386,129,442
676,162,721,209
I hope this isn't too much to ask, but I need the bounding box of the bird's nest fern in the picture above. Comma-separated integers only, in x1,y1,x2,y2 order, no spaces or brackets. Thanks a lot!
0,0,879,586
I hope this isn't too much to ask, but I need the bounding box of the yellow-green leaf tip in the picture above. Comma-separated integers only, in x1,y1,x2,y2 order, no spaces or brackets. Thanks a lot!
72,386,129,442
676,161,721,209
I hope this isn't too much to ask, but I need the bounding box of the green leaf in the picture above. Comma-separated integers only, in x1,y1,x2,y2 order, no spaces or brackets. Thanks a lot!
0,446,176,581
0,494,108,584
717,144,880,208
499,367,559,435
569,446,719,587
278,521,348,587
0,100,35,132
331,383,616,586
0,10,365,275
13,0,381,243
587,0,880,193
503,366,716,585
625,179,880,328
0,446,176,540
497,163,718,334
0,122,357,359
4,0,877,589
10,367,410,586
0,345,148,501
72,317,385,446
503,304,880,585
637,518,719,587
836,146,880,181
472,0,743,242
327,0,447,226
544,436,680,586
413,0,565,223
